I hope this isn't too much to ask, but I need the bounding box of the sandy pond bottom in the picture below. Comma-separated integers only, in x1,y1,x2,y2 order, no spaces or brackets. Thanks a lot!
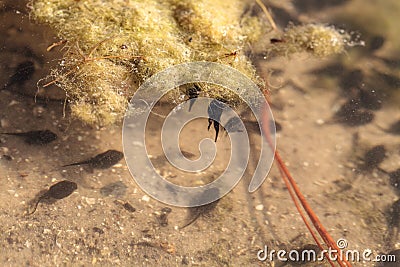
1,1,400,266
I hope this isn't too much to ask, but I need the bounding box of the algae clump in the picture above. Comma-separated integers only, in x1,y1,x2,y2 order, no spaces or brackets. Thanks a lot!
29,0,270,125
268,23,351,57
29,0,352,125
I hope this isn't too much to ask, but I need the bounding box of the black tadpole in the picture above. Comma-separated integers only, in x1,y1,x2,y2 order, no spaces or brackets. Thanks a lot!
62,149,124,169
386,120,400,135
224,117,244,133
388,199,400,228
362,145,386,170
28,180,77,215
389,169,400,194
180,187,220,229
0,130,57,145
187,84,201,112
207,99,224,142
3,61,35,90
334,99,375,126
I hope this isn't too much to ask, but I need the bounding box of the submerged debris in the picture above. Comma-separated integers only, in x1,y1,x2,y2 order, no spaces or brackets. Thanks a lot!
62,149,124,169
123,202,136,213
114,199,136,212
28,180,77,215
1,130,58,145
157,207,172,227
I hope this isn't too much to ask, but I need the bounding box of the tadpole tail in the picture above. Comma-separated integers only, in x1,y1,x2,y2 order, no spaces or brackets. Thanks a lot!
0,132,26,136
207,118,213,131
213,121,220,142
377,166,389,174
188,98,196,112
27,198,41,215
61,160,90,167
179,212,201,229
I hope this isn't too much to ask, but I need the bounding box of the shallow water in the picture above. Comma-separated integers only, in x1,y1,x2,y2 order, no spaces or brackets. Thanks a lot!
0,1,399,266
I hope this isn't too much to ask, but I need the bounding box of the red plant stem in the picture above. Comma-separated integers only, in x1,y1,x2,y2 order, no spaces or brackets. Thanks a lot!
275,151,351,267
260,100,352,267
277,166,336,267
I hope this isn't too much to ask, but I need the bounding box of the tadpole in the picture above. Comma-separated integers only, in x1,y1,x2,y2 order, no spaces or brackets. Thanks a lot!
361,145,386,170
368,35,385,52
389,169,400,194
334,99,375,126
180,187,220,229
271,120,282,132
359,88,382,110
62,149,124,169
385,120,400,135
207,99,225,142
3,61,35,91
339,69,364,90
224,117,244,133
187,84,201,112
0,130,58,145
388,199,400,228
28,180,77,215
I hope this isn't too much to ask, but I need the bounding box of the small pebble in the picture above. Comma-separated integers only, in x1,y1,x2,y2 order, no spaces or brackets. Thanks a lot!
85,197,96,205
142,195,150,202
255,204,264,211
0,119,9,128
9,100,19,106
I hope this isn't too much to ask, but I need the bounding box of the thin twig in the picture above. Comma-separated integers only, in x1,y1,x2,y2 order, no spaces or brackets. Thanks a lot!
255,0,277,32
46,40,67,51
